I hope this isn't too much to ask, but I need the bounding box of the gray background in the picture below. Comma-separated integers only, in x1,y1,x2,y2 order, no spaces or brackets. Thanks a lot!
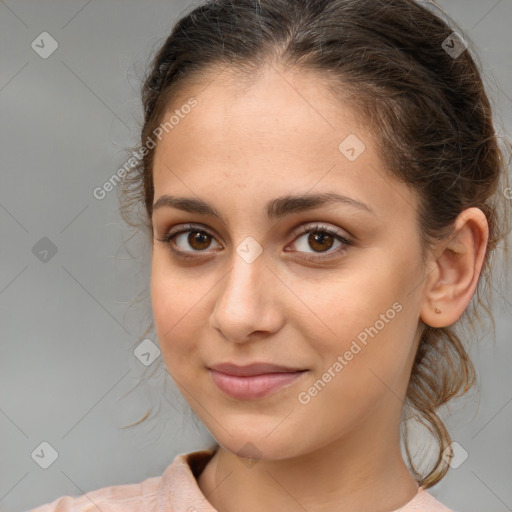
1,1,511,511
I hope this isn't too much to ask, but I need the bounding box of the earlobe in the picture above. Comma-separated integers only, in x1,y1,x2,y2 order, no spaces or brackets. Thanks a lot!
420,207,489,328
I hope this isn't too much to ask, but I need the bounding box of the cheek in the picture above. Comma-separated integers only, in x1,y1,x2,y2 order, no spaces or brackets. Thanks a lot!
297,264,396,342
151,253,198,328
297,257,413,380
150,261,202,371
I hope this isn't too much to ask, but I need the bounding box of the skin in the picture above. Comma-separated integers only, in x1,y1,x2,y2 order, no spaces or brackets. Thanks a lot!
150,63,489,512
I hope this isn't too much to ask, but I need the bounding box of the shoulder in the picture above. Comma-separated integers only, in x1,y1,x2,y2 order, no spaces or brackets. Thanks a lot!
25,448,215,512
26,472,163,512
411,488,457,512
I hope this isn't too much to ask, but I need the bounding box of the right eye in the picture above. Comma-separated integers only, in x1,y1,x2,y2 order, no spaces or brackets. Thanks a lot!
157,224,222,258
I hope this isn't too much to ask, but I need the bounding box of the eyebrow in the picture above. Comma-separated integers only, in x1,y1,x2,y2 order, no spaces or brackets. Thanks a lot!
152,192,376,221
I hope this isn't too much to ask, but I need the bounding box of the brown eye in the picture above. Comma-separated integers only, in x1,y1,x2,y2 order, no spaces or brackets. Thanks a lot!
186,231,212,250
288,224,353,261
158,222,352,262
171,229,221,253
158,224,221,258
307,231,335,253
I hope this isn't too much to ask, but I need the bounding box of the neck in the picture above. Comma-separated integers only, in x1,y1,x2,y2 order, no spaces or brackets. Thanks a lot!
197,418,420,512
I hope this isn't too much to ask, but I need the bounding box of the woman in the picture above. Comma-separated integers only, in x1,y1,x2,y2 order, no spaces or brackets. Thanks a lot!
30,0,511,510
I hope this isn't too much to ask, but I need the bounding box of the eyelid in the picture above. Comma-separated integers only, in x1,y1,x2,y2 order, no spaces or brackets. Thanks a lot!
159,221,350,242
158,223,221,257
161,223,220,244
287,223,353,261
291,222,351,243
157,221,353,259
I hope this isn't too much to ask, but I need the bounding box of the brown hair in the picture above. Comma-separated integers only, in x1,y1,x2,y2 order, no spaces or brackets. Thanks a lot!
117,0,511,489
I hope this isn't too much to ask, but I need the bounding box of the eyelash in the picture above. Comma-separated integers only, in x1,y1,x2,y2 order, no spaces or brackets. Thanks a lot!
157,223,353,262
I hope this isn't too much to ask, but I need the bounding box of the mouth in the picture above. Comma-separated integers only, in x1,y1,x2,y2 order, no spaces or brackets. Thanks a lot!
208,362,307,376
207,362,308,400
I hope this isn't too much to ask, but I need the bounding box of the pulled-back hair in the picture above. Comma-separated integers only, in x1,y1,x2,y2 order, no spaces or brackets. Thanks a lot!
118,0,511,489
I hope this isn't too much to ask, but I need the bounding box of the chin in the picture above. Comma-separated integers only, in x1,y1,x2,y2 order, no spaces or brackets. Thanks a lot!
212,429,307,462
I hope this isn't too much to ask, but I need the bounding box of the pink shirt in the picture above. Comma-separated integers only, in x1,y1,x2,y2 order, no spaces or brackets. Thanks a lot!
28,448,454,511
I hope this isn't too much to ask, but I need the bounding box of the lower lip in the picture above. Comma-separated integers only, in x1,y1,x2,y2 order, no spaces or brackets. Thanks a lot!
209,370,307,400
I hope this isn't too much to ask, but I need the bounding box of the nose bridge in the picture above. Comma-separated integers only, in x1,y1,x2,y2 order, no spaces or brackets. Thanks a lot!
220,239,266,309
211,237,278,340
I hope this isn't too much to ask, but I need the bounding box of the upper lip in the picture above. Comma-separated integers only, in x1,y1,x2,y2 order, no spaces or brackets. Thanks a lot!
208,362,306,377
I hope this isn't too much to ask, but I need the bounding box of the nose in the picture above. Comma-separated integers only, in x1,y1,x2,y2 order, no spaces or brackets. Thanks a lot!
209,247,284,343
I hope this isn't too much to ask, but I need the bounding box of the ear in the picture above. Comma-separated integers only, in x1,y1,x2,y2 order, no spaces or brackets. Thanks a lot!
420,207,489,328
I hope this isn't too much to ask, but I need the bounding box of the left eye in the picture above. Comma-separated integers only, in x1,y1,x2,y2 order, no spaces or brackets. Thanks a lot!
288,224,352,259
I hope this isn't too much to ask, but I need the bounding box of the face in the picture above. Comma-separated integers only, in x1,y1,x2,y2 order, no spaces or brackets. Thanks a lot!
150,64,428,461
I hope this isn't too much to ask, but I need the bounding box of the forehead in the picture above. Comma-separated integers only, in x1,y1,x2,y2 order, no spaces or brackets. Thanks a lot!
152,64,419,225
161,64,356,146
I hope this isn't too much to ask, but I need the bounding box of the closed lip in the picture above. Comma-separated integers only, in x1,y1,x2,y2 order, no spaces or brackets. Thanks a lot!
208,362,307,377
